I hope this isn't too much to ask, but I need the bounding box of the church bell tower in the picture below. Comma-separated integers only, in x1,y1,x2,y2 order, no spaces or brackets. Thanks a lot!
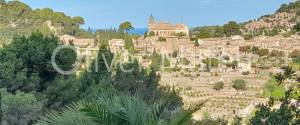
148,14,155,24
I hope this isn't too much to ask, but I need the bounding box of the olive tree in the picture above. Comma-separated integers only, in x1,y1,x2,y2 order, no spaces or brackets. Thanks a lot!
232,79,247,91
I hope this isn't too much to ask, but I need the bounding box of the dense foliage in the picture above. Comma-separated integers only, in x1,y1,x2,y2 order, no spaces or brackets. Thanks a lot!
0,0,91,45
1,89,42,125
0,32,77,93
250,66,299,125
191,21,241,39
0,32,183,124
277,0,300,13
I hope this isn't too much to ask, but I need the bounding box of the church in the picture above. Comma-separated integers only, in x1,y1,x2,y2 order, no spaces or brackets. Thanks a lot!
148,15,189,38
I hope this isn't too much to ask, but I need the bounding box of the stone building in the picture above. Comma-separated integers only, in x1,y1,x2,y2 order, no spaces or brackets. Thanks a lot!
148,15,189,37
60,34,96,48
108,39,125,53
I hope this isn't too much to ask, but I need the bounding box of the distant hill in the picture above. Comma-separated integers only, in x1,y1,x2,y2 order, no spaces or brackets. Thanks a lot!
242,0,300,37
0,0,91,44
244,1,300,32
192,0,300,39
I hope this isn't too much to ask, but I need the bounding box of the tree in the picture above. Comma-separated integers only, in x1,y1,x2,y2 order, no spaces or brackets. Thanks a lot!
289,49,300,58
239,46,251,53
77,43,115,99
270,50,284,57
194,40,200,47
193,26,225,38
144,32,148,38
172,50,178,58
72,16,85,26
232,79,247,91
149,31,155,37
244,34,253,40
124,36,134,53
175,32,187,38
45,76,81,109
114,60,148,96
1,89,42,125
231,60,238,69
223,21,241,37
119,21,134,32
203,58,219,71
180,57,190,65
158,37,166,42
150,53,171,71
213,81,224,91
0,32,77,93
293,23,300,32
277,4,289,12
91,43,114,83
257,48,269,57
251,46,259,54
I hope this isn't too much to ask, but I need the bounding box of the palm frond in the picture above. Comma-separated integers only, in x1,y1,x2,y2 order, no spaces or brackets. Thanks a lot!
169,101,207,125
35,101,96,125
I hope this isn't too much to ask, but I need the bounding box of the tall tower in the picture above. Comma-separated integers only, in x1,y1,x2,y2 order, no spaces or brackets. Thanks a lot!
148,14,155,24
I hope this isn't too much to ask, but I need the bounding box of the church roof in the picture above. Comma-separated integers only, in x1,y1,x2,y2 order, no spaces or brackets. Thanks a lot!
149,23,188,30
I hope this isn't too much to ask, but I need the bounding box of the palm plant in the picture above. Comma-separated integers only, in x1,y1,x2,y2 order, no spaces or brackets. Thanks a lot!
274,66,296,85
36,90,205,125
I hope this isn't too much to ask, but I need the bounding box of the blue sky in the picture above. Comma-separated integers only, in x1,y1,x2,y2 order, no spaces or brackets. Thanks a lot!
20,0,293,29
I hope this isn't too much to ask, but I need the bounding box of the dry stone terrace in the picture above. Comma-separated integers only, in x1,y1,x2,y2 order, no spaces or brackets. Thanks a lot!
245,12,297,30
200,35,300,55
160,70,270,120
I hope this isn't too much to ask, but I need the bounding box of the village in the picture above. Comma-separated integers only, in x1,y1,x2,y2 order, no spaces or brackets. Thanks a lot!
58,15,300,121
1,0,300,124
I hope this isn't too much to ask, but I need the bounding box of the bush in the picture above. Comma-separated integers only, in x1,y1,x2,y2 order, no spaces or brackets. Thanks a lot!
1,89,43,125
251,46,259,54
213,81,224,91
203,58,219,71
232,79,247,91
239,46,251,53
270,50,284,57
149,31,155,37
289,49,300,58
282,32,293,37
244,34,253,40
242,71,250,75
257,48,269,56
292,56,300,64
158,37,166,42
180,58,190,65
263,79,285,99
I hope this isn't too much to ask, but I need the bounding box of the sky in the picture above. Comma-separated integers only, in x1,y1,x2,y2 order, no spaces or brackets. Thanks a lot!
20,0,294,29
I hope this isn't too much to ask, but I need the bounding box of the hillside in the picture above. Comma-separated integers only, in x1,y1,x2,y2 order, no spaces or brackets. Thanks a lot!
192,0,300,39
0,0,91,44
244,0,300,32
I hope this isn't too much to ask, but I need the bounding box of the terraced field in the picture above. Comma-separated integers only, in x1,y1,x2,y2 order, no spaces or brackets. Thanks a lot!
160,70,269,120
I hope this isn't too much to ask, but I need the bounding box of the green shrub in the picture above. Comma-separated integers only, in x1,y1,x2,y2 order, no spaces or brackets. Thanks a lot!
263,79,285,99
244,34,253,40
158,37,166,42
213,81,224,91
232,79,247,91
242,71,250,75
